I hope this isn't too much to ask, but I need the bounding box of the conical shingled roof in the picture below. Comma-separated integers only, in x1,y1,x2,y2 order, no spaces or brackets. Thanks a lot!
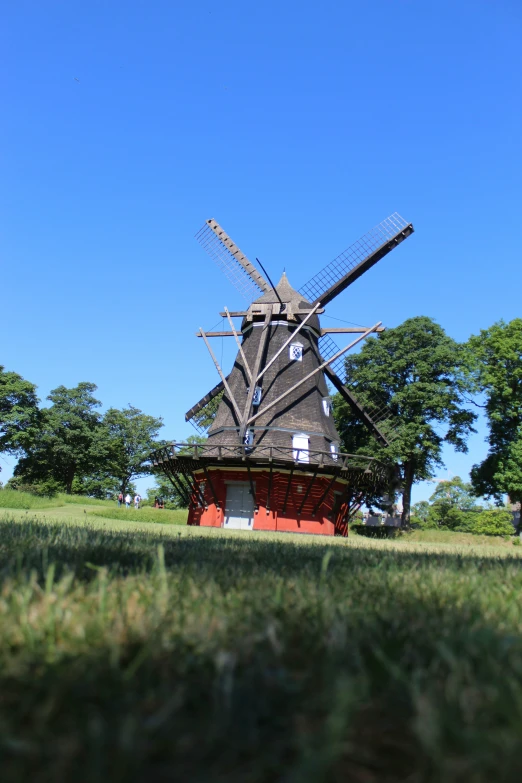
253,272,312,310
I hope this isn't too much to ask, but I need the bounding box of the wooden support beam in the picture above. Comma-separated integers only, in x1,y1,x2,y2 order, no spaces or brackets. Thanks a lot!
199,327,243,424
178,461,207,510
266,458,273,515
202,464,220,509
246,463,257,510
162,465,190,507
312,473,338,517
247,323,381,427
239,306,273,444
298,466,319,515
282,464,295,514
196,331,236,337
224,306,252,384
321,326,385,335
219,309,324,318
188,469,207,509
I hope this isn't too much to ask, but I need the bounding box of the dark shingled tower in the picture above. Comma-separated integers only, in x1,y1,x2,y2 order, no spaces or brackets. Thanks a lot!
152,214,414,535
206,273,340,456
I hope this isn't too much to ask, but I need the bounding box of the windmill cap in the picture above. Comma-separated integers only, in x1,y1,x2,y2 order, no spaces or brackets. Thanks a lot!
253,272,313,309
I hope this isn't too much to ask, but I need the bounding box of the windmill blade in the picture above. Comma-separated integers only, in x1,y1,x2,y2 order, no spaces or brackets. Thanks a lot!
323,365,390,447
195,219,271,302
185,379,226,434
319,333,399,445
299,213,414,307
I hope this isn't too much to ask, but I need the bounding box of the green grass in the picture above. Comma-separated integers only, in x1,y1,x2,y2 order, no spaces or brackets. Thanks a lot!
58,493,114,506
90,506,188,525
399,527,515,547
0,487,64,509
1,513,522,782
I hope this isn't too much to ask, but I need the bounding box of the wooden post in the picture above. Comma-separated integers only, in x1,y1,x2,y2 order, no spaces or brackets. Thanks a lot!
312,473,338,518
246,463,257,510
224,306,252,384
238,306,273,444
199,327,243,423
202,464,220,509
266,457,273,515
298,465,319,515
282,464,295,514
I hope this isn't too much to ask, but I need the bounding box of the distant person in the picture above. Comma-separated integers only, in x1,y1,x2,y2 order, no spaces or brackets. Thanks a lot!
125,493,131,508
117,492,123,507
134,494,141,510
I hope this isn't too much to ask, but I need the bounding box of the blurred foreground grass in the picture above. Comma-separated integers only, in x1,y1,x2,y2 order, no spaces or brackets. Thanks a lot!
1,513,522,782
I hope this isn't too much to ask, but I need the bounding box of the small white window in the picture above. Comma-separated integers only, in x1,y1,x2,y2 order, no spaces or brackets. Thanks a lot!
322,398,331,417
252,386,262,405
289,342,303,362
293,433,309,463
244,430,254,447
330,442,339,462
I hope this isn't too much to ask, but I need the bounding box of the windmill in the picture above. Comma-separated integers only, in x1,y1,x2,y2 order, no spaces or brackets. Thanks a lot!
151,213,414,536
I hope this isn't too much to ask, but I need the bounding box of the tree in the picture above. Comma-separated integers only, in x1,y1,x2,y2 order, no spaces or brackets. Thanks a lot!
333,317,476,524
103,406,163,495
471,508,514,536
411,500,430,525
467,319,522,504
427,476,482,530
0,365,40,458
71,474,136,500
14,382,107,494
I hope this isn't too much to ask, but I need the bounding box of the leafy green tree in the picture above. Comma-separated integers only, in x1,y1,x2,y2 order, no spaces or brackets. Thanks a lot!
0,365,40,458
427,476,482,530
471,508,514,536
333,317,476,524
14,383,107,494
71,474,136,500
103,406,163,495
411,500,431,525
468,319,522,504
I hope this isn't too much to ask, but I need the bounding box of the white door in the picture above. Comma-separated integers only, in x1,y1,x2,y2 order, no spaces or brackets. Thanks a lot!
224,483,255,530
292,434,310,463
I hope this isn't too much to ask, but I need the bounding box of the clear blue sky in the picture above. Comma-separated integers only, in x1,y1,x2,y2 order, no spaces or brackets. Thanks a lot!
2,0,521,500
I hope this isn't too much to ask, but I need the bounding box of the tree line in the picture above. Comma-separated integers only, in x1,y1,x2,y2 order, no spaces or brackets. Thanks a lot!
0,375,164,497
408,476,515,537
2,315,521,515
333,315,522,523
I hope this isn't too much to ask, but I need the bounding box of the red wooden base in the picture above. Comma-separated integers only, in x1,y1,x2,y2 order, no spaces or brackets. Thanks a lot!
187,467,351,536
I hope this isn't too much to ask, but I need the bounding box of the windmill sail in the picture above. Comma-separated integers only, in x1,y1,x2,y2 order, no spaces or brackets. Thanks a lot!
195,219,271,302
185,379,226,434
299,213,413,307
